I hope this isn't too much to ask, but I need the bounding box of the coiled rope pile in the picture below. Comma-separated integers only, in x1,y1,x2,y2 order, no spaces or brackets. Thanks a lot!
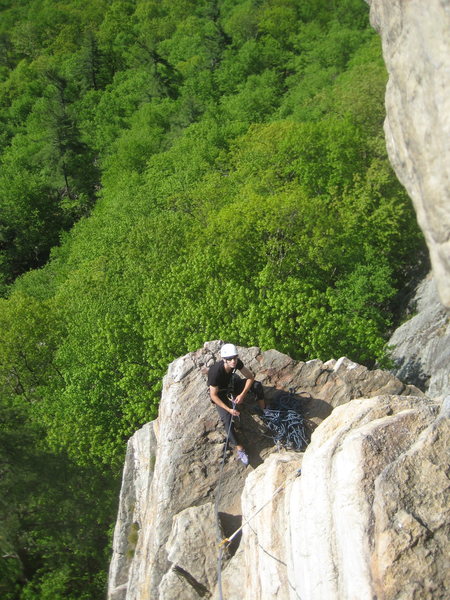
261,390,308,450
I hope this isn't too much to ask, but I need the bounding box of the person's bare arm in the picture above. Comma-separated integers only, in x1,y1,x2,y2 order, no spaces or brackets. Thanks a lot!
234,366,254,404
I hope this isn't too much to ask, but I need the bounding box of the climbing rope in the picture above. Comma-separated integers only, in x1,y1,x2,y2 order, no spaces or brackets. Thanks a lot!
214,387,307,598
261,390,308,450
218,467,302,548
214,395,237,600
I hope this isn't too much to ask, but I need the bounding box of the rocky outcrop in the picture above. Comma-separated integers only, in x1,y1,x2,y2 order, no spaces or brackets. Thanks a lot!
219,394,448,600
218,451,301,600
108,422,158,600
371,397,450,600
107,342,448,600
159,503,220,599
366,0,450,307
388,275,450,398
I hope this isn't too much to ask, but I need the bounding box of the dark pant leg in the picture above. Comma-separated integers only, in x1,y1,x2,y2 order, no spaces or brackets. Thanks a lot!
233,377,264,400
215,403,240,447
252,380,264,400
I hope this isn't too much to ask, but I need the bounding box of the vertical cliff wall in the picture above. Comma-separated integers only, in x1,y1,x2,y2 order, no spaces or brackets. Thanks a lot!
367,0,450,307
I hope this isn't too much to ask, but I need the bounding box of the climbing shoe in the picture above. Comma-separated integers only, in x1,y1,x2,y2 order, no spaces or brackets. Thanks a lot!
237,449,249,466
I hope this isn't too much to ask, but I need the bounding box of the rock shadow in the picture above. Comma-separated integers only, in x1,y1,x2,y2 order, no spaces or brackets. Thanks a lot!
389,355,429,392
233,385,318,467
218,512,242,557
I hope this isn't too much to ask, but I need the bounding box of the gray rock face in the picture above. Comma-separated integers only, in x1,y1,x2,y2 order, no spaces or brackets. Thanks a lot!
108,422,158,600
159,503,220,600
388,275,450,397
107,342,432,600
292,395,446,600
217,451,301,600
371,402,450,600
366,0,450,307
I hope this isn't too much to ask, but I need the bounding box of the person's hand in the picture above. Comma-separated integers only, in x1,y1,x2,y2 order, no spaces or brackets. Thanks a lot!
229,408,240,416
235,393,245,405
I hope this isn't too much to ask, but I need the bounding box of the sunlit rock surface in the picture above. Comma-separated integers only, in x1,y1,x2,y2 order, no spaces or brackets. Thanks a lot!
371,398,450,600
219,394,448,600
367,0,450,307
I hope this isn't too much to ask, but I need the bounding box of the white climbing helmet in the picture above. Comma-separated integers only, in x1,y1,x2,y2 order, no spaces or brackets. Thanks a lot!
220,343,238,359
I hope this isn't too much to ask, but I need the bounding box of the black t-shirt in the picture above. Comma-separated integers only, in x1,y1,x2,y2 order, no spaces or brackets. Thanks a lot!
207,358,244,390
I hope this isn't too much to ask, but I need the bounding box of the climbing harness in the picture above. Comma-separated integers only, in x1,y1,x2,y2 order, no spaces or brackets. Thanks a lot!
218,468,302,548
261,389,308,450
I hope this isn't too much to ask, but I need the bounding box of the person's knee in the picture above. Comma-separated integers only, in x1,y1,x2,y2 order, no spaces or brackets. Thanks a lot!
252,380,264,400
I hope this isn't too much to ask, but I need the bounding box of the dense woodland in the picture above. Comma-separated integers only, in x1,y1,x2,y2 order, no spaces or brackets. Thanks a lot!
0,0,428,598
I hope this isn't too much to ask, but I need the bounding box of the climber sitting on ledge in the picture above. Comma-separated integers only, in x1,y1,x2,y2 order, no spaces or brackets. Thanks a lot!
207,343,265,466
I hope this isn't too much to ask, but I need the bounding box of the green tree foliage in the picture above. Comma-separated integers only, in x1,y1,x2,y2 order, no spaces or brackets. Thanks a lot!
0,394,116,600
0,0,429,597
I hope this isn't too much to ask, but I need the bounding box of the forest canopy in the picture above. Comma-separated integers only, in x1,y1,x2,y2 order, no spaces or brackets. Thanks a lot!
0,1,427,598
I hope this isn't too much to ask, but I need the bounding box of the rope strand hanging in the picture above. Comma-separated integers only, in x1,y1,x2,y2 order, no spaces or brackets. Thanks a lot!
214,395,237,600
218,467,302,549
